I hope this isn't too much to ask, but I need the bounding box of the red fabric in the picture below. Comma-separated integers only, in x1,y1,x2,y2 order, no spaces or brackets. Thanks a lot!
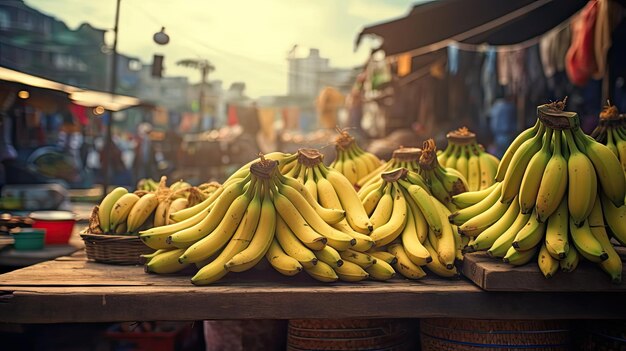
566,0,599,86
227,104,239,126
69,103,89,126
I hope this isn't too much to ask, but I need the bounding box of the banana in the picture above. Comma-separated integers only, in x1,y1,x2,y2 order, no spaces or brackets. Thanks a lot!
275,216,318,267
478,149,498,190
358,178,383,201
98,187,129,233
225,183,277,273
402,188,429,243
538,243,559,278
361,181,385,216
445,144,459,170
168,177,250,247
153,198,171,228
272,191,326,250
518,128,553,214
179,182,256,264
167,198,188,224
536,130,568,222
127,193,159,233
569,217,608,263
575,129,625,207
467,145,481,191
500,123,545,203
496,120,540,181
606,127,619,156
388,243,427,279
303,260,338,282
169,184,224,222
470,198,519,251
369,184,393,229
503,245,537,266
401,203,432,266
599,193,626,245
140,249,167,264
109,193,140,231
487,211,531,258
304,167,318,202
455,145,469,181
451,183,499,209
114,222,127,234
614,128,626,174
356,161,391,188
145,248,189,274
323,167,373,233
432,201,456,269
449,183,502,225
370,184,408,247
559,245,580,272
457,198,510,237
563,129,597,225
365,260,396,281
437,143,453,167
544,196,569,259
398,180,442,235
277,173,345,225
314,246,343,269
342,149,359,185
339,248,376,269
314,166,358,236
512,209,546,251
368,250,398,265
422,240,458,278
266,238,303,276
139,206,209,250
589,195,622,283
344,231,375,252
334,260,369,282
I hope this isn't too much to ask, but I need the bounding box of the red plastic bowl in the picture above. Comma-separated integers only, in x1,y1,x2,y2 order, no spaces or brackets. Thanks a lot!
30,211,76,245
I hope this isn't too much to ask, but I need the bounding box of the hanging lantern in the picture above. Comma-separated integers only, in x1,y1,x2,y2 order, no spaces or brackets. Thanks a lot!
153,27,170,45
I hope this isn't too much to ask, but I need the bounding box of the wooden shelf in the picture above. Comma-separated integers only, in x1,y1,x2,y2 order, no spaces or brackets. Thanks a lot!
0,252,625,323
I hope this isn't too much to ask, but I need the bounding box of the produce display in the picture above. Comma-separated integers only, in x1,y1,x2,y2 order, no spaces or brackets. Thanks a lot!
453,101,624,282
93,177,220,234
357,147,423,189
437,127,500,191
357,167,464,278
329,129,382,186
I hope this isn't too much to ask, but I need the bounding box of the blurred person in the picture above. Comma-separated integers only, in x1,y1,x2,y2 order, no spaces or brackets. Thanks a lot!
132,122,158,182
488,89,517,158
346,74,365,135
316,86,345,129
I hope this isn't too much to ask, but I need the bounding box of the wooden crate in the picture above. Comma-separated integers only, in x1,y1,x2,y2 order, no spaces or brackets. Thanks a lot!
462,252,626,292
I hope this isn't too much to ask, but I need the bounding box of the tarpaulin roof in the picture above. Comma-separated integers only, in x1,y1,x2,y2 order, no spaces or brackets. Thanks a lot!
0,66,141,111
356,0,587,56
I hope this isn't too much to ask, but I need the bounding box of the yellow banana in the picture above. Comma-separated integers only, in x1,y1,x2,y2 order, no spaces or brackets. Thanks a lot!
370,184,408,247
500,123,545,203
323,167,373,233
563,129,597,225
487,210,531,258
455,145,469,180
275,216,317,267
361,181,385,216
451,182,499,209
569,217,608,263
512,209,546,251
599,193,626,245
304,167,318,202
139,206,209,250
224,183,276,272
356,160,391,188
398,180,442,235
334,260,369,282
433,200,456,269
538,242,559,278
477,149,498,190
467,145,481,191
422,240,458,278
266,238,303,276
167,198,188,224
153,198,170,228
449,182,502,225
545,195,569,259
367,250,398,265
589,195,622,283
503,245,537,266
127,193,159,233
339,248,376,269
369,183,393,229
109,193,140,231
145,248,189,274
470,198,519,251
559,245,579,272
445,144,459,169
457,197,510,237
169,184,224,222
575,129,625,207
313,245,343,269
403,188,429,243
179,182,256,263
496,120,540,182
98,186,129,233
388,243,427,279
344,231,375,252
536,130,567,222
518,128,553,214
401,203,432,266
277,174,345,225
365,260,396,281
304,260,338,282
114,222,127,234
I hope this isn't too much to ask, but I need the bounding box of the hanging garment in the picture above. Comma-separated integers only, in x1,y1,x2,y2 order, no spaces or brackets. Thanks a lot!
481,48,498,112
592,0,611,79
447,44,459,75
566,0,598,86
397,53,412,77
498,49,527,95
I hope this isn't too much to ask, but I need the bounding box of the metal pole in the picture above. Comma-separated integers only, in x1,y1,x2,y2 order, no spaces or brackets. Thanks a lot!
102,0,121,199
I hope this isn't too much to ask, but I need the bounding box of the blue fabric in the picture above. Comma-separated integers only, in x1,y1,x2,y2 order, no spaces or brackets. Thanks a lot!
489,99,517,158
448,44,459,75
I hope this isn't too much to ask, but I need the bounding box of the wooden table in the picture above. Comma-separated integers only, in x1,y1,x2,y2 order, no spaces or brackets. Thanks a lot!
0,251,625,324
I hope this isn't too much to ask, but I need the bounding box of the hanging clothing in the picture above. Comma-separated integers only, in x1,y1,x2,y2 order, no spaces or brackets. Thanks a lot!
481,48,499,112
540,25,572,78
497,49,527,95
566,0,598,86
447,44,459,75
593,0,611,79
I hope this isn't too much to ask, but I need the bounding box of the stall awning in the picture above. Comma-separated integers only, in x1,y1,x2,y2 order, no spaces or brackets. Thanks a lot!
356,0,587,57
0,66,140,111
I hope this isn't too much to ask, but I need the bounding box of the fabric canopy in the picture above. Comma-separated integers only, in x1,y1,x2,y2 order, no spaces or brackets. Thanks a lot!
356,0,587,56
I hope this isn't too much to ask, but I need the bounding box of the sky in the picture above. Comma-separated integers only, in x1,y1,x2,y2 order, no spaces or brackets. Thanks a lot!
25,0,421,98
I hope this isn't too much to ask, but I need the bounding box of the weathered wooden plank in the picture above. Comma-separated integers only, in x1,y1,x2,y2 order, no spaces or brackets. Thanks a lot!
462,252,626,292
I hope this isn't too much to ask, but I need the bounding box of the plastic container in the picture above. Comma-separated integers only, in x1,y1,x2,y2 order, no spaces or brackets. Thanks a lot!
30,211,76,245
12,228,46,250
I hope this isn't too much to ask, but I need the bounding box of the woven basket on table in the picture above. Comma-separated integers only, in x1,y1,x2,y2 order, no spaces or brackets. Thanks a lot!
81,233,153,265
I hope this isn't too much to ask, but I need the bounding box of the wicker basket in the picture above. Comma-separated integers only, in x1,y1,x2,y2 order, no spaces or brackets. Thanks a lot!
81,232,153,265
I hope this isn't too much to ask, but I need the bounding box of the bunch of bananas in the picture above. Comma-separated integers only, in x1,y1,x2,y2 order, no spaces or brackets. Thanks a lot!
453,101,625,282
417,139,468,209
94,177,220,235
329,129,382,186
357,168,464,278
591,104,626,178
356,147,422,189
437,127,500,191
